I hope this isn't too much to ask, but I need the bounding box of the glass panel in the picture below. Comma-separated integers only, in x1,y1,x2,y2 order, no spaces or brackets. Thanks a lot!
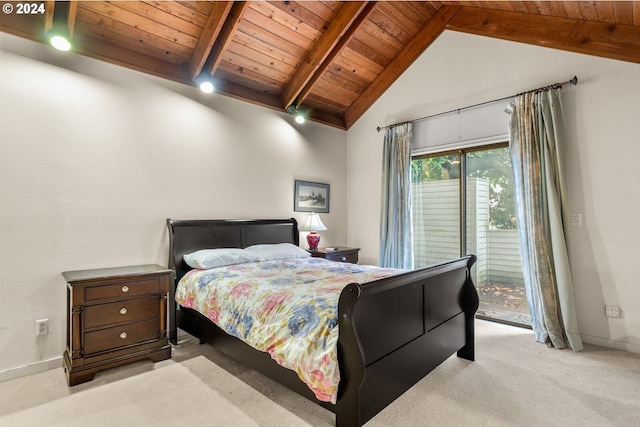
411,154,461,268
465,147,530,326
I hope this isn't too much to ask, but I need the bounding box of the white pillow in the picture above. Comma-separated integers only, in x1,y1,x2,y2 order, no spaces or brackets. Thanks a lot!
244,243,310,261
183,248,259,269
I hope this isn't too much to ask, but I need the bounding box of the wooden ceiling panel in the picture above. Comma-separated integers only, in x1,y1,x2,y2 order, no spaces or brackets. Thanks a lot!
324,63,373,90
305,92,350,115
295,1,343,23
612,2,634,25
2,1,639,130
241,7,315,52
321,69,367,96
310,79,357,108
367,8,414,46
107,1,206,39
579,1,600,21
541,2,571,18
271,1,337,30
79,2,199,49
75,7,193,66
397,2,438,24
346,38,390,69
149,1,214,29
232,31,300,69
352,23,401,61
331,52,380,83
340,48,385,85
226,39,297,77
220,50,290,86
376,2,423,37
74,34,189,82
174,1,218,18
358,19,405,53
237,19,308,59
215,65,282,95
249,2,322,43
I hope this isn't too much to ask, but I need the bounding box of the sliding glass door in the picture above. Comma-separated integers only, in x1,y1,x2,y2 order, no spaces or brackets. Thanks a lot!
412,144,530,327
411,152,461,268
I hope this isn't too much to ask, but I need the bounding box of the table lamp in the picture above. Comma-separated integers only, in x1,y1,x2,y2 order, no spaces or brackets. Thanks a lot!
301,212,327,251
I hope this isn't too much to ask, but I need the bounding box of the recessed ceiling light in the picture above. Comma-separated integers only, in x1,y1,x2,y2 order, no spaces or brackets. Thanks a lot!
199,81,214,94
48,22,71,51
50,35,71,51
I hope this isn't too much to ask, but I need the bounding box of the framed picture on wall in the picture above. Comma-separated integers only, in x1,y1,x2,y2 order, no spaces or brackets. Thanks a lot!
294,180,330,213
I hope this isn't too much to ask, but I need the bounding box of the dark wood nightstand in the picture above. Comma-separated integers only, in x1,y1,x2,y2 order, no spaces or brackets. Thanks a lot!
309,247,360,264
62,264,172,386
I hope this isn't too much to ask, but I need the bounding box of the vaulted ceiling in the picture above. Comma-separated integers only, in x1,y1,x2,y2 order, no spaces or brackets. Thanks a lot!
2,1,639,129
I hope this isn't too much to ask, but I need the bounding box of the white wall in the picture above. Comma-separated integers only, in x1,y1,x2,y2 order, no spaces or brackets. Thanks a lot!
0,34,347,378
3,26,638,380
347,30,640,353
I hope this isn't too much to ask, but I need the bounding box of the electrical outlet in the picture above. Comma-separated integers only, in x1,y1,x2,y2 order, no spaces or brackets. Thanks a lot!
605,306,620,318
36,319,49,336
570,213,582,226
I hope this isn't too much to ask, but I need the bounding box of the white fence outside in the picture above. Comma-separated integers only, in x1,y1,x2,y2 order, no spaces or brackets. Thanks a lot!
412,178,524,287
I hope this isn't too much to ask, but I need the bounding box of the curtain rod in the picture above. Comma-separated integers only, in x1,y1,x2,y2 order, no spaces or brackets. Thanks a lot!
376,76,578,133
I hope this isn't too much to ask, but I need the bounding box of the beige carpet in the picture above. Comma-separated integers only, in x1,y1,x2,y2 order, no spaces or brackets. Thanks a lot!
1,320,639,427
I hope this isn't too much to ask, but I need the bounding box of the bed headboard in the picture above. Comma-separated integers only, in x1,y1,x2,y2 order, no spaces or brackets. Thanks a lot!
166,218,299,284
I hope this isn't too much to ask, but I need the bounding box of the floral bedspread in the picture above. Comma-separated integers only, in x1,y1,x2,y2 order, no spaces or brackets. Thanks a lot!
175,257,402,404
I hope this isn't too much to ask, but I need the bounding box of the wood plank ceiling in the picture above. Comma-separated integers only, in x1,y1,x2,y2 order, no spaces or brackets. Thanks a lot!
2,1,639,129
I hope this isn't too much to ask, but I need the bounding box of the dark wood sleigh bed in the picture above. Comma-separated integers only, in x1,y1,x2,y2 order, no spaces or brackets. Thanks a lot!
166,218,479,427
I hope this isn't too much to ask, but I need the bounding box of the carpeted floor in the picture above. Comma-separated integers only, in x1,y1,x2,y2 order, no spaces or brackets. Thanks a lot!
1,320,639,427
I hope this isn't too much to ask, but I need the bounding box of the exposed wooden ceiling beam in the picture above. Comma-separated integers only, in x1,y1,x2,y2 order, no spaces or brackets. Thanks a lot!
344,4,462,129
44,1,77,37
67,1,77,38
44,1,55,34
207,2,250,76
188,1,234,82
281,1,370,109
447,6,640,65
295,2,377,109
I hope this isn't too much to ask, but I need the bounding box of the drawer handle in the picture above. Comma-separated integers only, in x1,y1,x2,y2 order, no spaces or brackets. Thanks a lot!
119,307,128,315
121,285,129,293
341,256,347,262
119,332,127,339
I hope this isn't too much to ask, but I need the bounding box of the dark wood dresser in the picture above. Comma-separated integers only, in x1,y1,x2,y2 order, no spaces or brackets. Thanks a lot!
62,264,172,386
308,247,360,264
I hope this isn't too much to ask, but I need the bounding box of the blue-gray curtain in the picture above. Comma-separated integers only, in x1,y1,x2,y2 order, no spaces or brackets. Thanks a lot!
508,88,583,351
379,123,413,269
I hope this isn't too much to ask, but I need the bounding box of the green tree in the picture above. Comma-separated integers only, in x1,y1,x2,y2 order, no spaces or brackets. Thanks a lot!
412,147,515,229
466,148,515,229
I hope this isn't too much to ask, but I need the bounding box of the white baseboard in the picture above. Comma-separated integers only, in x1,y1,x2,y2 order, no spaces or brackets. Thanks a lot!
0,356,63,384
0,330,189,384
581,334,640,354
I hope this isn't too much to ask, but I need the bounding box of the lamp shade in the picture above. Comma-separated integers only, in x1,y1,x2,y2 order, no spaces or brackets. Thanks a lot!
300,213,327,232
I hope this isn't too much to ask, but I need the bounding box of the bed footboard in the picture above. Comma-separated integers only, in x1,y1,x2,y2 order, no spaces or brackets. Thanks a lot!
335,255,478,427
167,219,478,427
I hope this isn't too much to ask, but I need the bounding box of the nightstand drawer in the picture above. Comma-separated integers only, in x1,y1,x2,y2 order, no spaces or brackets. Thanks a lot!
310,247,360,264
84,278,161,303
84,296,159,329
84,319,159,355
325,252,358,263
